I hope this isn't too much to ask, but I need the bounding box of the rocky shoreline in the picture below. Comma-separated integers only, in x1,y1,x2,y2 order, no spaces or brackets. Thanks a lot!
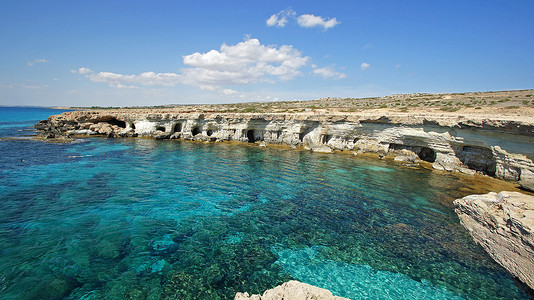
33,105,534,297
35,109,534,190
454,191,534,290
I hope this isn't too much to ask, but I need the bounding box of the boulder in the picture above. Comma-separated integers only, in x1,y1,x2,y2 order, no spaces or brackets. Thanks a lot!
393,149,419,163
432,153,464,171
520,169,534,192
235,281,349,300
354,139,389,154
454,191,534,290
311,145,333,153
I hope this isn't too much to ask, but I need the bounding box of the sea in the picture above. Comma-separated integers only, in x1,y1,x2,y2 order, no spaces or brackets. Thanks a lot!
0,106,532,299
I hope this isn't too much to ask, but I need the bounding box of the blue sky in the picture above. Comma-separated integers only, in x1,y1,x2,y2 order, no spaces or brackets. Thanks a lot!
1,0,533,107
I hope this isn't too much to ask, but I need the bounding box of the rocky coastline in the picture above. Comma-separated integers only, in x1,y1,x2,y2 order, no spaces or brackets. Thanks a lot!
35,109,534,190
32,100,534,297
454,191,534,290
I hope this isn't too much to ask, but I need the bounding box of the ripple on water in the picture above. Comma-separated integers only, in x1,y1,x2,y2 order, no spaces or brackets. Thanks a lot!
0,137,531,299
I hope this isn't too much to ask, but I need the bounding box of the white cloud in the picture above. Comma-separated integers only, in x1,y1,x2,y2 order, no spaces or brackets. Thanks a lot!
267,9,339,30
71,67,94,75
181,38,308,87
266,9,296,27
297,14,340,30
87,71,181,88
360,62,370,71
313,65,346,80
27,59,48,66
222,89,238,95
73,38,309,93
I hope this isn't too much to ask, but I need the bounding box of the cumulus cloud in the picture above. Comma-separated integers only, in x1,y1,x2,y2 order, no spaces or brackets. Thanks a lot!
182,38,309,88
297,14,339,30
267,9,339,30
313,65,346,80
360,62,370,70
266,8,296,27
73,38,309,93
27,59,48,66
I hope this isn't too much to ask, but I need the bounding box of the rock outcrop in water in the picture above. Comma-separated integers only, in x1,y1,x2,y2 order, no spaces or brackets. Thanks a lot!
35,110,534,186
454,191,534,290
235,280,349,300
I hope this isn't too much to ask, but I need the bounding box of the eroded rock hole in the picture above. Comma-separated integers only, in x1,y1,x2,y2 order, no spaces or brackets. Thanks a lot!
172,123,182,133
94,117,126,128
456,146,496,175
130,123,136,130
247,130,255,143
207,130,214,136
156,126,165,132
418,147,436,163
192,127,201,136
321,135,332,144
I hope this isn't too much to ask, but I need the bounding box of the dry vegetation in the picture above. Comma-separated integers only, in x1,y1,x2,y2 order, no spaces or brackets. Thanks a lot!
77,89,534,119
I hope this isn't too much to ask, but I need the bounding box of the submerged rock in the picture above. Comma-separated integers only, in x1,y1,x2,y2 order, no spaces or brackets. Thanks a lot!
235,280,349,300
454,191,534,290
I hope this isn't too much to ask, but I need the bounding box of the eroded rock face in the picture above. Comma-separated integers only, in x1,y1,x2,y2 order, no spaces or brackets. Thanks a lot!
235,281,349,300
454,191,534,290
35,110,534,183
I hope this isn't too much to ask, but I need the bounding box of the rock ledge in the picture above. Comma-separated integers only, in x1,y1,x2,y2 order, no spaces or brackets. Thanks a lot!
454,191,534,290
235,281,349,300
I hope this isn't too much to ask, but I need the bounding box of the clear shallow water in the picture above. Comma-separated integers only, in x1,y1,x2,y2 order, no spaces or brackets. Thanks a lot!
0,108,532,299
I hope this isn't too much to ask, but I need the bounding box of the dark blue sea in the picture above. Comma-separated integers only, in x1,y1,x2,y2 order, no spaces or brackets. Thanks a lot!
0,107,531,299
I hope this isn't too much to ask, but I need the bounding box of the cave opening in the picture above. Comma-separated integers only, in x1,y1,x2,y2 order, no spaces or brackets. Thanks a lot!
96,117,126,128
322,135,332,144
247,130,255,143
418,147,436,163
456,145,496,176
192,127,201,136
207,129,214,136
173,123,182,133
156,126,165,132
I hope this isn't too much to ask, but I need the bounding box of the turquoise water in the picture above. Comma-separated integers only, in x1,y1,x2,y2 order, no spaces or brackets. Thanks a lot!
0,107,532,299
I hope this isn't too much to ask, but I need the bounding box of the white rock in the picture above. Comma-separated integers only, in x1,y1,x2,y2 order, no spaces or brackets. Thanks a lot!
454,191,534,289
235,281,349,300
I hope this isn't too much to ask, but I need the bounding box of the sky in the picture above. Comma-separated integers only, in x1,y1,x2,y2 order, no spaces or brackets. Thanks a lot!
1,0,533,107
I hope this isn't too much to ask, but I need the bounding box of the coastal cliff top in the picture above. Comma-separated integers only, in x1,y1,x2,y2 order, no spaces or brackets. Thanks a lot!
61,89,534,126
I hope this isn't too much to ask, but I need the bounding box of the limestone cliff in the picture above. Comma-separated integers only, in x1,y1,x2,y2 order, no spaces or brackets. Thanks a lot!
235,281,349,300
454,191,534,290
35,110,534,188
